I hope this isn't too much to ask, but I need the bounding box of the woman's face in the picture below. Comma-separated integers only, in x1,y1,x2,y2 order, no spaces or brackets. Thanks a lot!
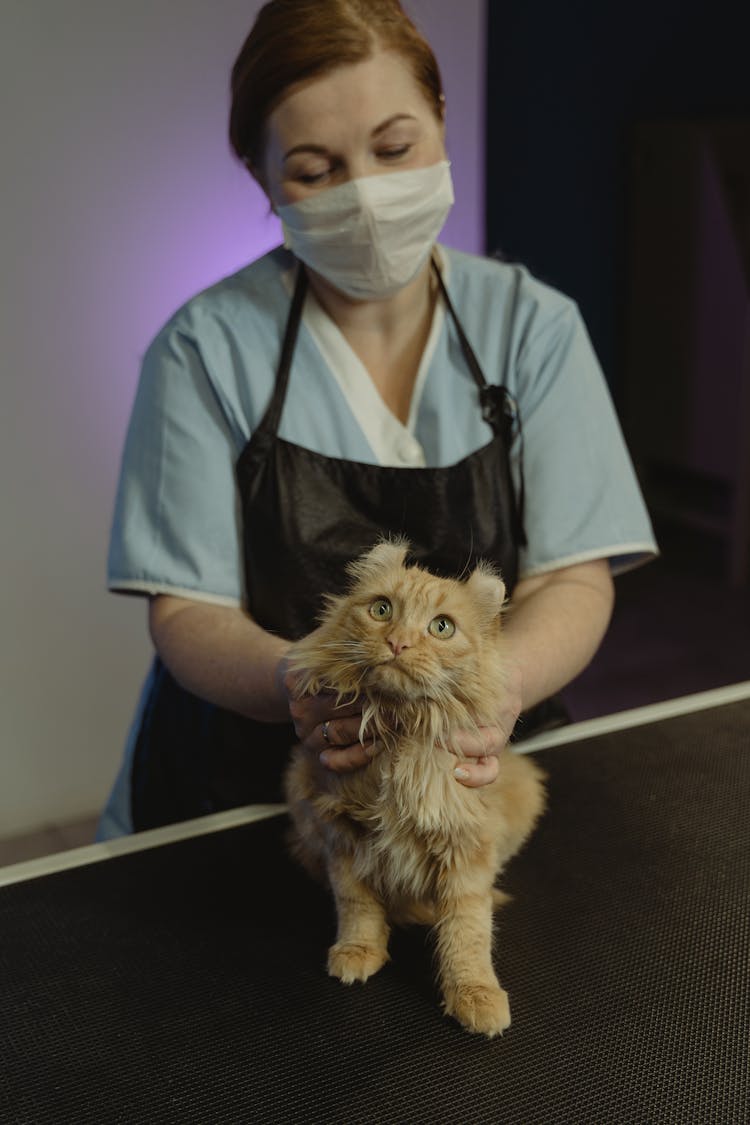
260,50,446,208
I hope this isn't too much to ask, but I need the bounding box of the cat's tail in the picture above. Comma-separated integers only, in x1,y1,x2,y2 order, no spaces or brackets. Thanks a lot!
492,887,513,909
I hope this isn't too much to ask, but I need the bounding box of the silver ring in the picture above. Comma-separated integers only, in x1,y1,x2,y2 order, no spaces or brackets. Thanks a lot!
321,720,331,744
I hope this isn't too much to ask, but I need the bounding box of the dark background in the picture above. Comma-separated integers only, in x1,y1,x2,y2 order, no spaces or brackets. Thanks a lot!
484,0,750,714
485,0,750,400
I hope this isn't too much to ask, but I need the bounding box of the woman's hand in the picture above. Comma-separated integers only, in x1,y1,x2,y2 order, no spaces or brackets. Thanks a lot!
451,665,523,788
279,661,377,772
277,658,522,785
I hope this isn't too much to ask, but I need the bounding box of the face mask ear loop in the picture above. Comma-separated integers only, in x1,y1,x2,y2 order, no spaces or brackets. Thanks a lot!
431,256,527,547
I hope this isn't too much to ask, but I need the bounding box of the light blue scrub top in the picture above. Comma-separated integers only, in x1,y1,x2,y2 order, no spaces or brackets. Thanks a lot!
100,245,657,839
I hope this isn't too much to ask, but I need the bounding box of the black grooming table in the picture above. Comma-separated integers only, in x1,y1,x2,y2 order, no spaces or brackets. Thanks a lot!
1,692,748,1124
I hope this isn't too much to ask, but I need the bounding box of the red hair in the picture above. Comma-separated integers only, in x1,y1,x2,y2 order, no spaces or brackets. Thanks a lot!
229,0,444,172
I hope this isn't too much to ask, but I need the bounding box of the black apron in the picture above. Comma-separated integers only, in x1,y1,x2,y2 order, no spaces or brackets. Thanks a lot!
130,261,536,832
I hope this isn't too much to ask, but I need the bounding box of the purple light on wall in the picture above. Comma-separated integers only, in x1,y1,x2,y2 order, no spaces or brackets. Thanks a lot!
91,0,485,456
2,0,488,833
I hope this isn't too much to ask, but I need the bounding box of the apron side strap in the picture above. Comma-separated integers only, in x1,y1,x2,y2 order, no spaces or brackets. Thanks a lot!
513,402,528,548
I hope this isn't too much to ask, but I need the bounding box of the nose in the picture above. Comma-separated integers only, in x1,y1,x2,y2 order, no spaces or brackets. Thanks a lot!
387,634,410,657
344,158,369,182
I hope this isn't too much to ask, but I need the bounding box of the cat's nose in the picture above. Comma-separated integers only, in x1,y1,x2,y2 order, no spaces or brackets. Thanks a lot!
387,634,410,657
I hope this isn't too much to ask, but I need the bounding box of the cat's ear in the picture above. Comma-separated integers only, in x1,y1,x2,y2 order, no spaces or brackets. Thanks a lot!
346,537,410,582
466,562,506,623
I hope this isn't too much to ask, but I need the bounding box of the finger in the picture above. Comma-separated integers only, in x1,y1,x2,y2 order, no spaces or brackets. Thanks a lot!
451,725,506,760
287,695,319,740
326,697,364,719
288,693,362,741
320,741,378,773
453,755,500,788
319,716,371,752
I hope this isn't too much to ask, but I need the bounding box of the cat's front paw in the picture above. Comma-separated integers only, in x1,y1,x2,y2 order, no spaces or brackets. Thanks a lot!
327,941,389,984
443,982,511,1037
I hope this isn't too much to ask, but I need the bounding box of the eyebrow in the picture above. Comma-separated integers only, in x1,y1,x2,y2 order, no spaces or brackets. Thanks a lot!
282,114,418,162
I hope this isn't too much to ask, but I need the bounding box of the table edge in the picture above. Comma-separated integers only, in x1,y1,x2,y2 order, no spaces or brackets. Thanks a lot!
513,678,750,754
2,680,749,889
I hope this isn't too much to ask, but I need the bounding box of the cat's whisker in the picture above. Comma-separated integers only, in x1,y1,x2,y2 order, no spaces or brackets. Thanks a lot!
454,531,476,583
315,642,364,654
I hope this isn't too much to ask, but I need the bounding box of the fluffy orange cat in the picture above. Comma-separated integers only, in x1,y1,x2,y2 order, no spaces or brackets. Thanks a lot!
284,540,546,1037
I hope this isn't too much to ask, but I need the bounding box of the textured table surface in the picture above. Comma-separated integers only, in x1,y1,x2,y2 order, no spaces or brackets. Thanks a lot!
2,698,748,1124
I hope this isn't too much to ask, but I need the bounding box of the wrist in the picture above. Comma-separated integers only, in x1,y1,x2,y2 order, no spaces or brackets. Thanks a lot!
271,646,294,720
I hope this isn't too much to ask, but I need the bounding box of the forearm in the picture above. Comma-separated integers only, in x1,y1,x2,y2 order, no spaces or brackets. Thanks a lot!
148,595,293,722
503,560,615,711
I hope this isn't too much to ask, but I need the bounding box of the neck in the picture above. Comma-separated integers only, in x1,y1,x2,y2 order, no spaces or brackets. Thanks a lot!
301,253,442,424
305,256,437,342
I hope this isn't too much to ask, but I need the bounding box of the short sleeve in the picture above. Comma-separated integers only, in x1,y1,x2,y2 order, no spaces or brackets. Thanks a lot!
107,323,245,606
516,300,657,578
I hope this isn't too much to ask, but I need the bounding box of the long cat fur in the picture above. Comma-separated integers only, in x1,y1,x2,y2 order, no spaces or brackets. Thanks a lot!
284,540,546,1037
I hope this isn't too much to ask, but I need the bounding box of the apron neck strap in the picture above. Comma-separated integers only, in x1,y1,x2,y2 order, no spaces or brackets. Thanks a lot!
432,255,526,546
256,263,308,437
264,256,515,436
256,253,526,548
431,256,517,436
261,256,521,452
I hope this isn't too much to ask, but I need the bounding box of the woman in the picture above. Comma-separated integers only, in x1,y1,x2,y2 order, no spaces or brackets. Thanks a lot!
99,0,656,839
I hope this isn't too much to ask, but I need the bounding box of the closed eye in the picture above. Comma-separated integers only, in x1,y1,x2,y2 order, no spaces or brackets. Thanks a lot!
377,144,412,161
297,170,330,185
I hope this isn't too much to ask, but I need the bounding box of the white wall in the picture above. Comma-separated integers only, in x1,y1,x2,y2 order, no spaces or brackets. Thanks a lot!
0,0,486,839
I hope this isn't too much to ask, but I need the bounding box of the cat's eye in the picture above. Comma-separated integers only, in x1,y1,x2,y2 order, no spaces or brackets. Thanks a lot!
428,615,456,639
369,597,393,622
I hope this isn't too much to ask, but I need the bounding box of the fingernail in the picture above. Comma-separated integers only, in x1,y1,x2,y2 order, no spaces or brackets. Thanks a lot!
454,767,470,780
319,752,330,767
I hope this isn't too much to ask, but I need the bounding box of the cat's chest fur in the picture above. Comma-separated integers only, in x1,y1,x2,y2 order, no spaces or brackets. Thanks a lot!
298,737,491,902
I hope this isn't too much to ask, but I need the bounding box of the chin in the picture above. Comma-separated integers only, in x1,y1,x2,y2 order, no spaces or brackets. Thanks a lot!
366,662,430,701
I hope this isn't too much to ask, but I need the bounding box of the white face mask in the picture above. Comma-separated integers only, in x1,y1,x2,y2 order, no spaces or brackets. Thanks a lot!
276,160,454,300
